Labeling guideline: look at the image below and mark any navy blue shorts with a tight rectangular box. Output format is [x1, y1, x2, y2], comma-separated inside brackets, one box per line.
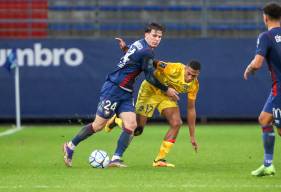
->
[262, 91, 281, 128]
[96, 81, 134, 119]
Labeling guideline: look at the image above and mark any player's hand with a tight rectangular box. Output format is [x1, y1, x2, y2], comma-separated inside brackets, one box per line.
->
[243, 67, 251, 80]
[190, 137, 198, 152]
[243, 65, 255, 80]
[166, 87, 179, 101]
[115, 37, 127, 50]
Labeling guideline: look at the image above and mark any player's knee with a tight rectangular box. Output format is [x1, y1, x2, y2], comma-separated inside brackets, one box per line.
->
[134, 126, 144, 136]
[170, 119, 182, 129]
[92, 121, 104, 132]
[258, 115, 270, 126]
[258, 116, 264, 125]
[123, 121, 137, 131]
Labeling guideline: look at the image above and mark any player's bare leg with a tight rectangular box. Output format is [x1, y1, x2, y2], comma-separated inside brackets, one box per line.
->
[133, 114, 148, 136]
[252, 111, 276, 176]
[153, 107, 182, 167]
[163, 107, 182, 141]
[109, 112, 137, 168]
[63, 115, 108, 167]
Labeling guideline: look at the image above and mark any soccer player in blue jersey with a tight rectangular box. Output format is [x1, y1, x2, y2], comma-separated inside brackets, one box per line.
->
[106, 38, 200, 168]
[63, 23, 179, 167]
[244, 2, 281, 177]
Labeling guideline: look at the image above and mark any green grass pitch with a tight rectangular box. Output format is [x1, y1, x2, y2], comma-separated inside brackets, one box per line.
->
[0, 124, 281, 192]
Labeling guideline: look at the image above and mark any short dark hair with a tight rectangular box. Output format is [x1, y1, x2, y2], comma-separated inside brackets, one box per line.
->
[145, 22, 165, 33]
[188, 60, 201, 71]
[263, 2, 281, 20]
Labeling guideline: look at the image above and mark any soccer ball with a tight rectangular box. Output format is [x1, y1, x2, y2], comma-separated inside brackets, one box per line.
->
[89, 149, 110, 168]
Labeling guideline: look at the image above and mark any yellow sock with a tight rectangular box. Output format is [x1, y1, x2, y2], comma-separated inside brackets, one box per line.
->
[155, 140, 174, 161]
[115, 117, 123, 128]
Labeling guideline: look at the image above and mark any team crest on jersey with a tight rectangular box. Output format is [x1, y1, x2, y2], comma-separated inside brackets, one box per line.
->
[159, 62, 167, 68]
[182, 84, 189, 91]
[275, 35, 281, 43]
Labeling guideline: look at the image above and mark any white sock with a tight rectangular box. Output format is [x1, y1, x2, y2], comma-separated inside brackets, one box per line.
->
[111, 155, 121, 161]
[67, 141, 76, 150]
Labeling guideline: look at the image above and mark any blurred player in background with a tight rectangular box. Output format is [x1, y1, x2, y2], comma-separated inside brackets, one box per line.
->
[244, 2, 281, 177]
[106, 38, 200, 167]
[63, 22, 179, 167]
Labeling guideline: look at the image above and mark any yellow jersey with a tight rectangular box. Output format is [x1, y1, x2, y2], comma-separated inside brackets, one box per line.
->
[154, 62, 199, 100]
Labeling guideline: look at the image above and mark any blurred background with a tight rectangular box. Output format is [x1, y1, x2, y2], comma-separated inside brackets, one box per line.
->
[0, 0, 276, 38]
[0, 0, 280, 124]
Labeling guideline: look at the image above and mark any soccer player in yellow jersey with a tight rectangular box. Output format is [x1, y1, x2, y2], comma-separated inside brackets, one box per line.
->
[137, 60, 200, 167]
[106, 38, 200, 167]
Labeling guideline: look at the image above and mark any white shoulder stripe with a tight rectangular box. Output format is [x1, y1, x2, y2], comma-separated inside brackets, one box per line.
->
[133, 41, 143, 50]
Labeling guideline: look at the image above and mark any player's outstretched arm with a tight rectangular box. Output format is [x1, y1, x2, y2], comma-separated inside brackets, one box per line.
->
[187, 98, 198, 152]
[243, 55, 264, 80]
[115, 37, 129, 53]
[142, 57, 179, 101]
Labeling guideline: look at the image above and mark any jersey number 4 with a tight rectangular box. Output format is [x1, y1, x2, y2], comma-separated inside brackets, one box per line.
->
[118, 47, 137, 68]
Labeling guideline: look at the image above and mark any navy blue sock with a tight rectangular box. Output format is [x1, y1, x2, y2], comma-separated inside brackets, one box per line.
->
[262, 125, 275, 167]
[71, 123, 95, 146]
[114, 128, 133, 157]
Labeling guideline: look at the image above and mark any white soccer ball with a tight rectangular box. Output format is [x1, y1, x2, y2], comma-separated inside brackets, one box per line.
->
[89, 149, 110, 168]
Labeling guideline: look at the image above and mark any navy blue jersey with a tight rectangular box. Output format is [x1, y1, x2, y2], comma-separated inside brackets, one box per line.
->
[256, 27, 281, 96]
[106, 39, 155, 92]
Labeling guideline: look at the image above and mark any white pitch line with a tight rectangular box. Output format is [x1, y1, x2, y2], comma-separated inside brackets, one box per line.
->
[0, 127, 23, 137]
